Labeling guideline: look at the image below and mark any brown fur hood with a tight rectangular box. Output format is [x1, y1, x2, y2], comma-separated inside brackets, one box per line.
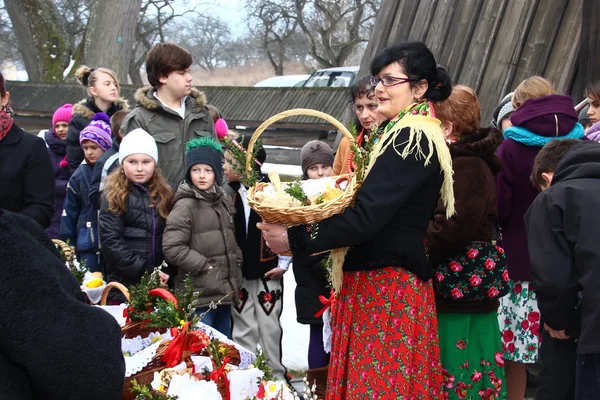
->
[449, 127, 503, 175]
[72, 97, 130, 120]
[134, 86, 207, 111]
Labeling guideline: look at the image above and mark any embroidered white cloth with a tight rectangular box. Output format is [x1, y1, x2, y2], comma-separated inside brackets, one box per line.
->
[228, 368, 264, 400]
[124, 340, 163, 377]
[195, 322, 256, 369]
[323, 308, 332, 354]
[166, 374, 222, 400]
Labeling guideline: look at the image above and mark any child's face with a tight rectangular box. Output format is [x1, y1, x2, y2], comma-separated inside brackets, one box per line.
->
[500, 116, 513, 132]
[81, 140, 104, 165]
[224, 151, 242, 183]
[190, 163, 216, 191]
[159, 68, 193, 100]
[123, 154, 156, 184]
[54, 121, 69, 140]
[588, 98, 599, 125]
[539, 172, 554, 191]
[89, 72, 119, 104]
[306, 163, 333, 179]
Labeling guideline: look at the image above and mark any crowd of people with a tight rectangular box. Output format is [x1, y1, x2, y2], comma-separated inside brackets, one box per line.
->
[1, 39, 599, 400]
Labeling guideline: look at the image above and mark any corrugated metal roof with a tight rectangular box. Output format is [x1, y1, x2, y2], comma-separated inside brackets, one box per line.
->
[6, 81, 351, 127]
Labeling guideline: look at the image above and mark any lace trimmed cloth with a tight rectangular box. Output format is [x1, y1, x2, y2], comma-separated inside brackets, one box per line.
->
[123, 330, 173, 377]
[195, 322, 256, 369]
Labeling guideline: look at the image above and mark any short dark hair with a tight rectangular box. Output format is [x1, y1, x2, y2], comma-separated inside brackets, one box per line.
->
[145, 43, 193, 88]
[585, 80, 600, 103]
[370, 41, 452, 102]
[350, 75, 375, 104]
[110, 110, 129, 144]
[531, 139, 580, 188]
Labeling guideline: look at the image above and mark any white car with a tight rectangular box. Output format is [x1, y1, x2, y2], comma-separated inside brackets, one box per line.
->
[301, 66, 360, 88]
[253, 75, 311, 87]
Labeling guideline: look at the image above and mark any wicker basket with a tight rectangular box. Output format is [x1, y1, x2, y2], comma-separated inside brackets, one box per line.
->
[52, 239, 74, 268]
[246, 108, 360, 226]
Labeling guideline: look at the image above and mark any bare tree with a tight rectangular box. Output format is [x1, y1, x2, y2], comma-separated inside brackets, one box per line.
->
[3, 0, 71, 82]
[293, 0, 379, 68]
[174, 14, 231, 72]
[245, 0, 299, 75]
[84, 0, 143, 83]
[0, 3, 20, 67]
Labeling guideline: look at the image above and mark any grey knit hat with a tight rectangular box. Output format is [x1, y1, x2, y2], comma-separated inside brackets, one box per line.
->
[496, 96, 514, 127]
[301, 140, 334, 176]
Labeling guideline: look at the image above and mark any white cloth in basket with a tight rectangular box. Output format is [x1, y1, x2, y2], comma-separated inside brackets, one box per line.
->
[195, 322, 256, 369]
[167, 374, 222, 400]
[95, 304, 127, 326]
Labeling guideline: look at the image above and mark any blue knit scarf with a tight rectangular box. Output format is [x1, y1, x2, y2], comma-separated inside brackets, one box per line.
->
[503, 123, 585, 147]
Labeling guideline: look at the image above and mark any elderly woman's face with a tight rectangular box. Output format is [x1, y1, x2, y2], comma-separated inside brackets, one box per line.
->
[374, 63, 427, 120]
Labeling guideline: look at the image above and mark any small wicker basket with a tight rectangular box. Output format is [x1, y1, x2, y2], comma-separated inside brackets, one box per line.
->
[246, 108, 361, 226]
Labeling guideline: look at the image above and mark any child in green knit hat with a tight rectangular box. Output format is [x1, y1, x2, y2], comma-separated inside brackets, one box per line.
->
[162, 137, 243, 337]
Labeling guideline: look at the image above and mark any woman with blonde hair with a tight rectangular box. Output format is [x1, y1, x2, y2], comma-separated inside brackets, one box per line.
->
[430, 85, 506, 399]
[497, 75, 584, 399]
[66, 66, 129, 171]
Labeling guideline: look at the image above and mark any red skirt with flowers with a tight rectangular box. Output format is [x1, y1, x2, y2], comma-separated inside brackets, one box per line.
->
[326, 267, 444, 400]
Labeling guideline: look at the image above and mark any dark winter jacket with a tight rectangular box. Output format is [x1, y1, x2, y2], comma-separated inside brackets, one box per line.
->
[0, 209, 124, 400]
[497, 95, 580, 281]
[288, 126, 443, 281]
[66, 98, 128, 171]
[61, 162, 99, 252]
[525, 140, 600, 354]
[293, 253, 330, 324]
[426, 128, 503, 313]
[99, 183, 168, 287]
[0, 123, 54, 228]
[227, 179, 279, 280]
[42, 130, 71, 239]
[163, 182, 243, 307]
[121, 87, 217, 185]
[89, 141, 120, 210]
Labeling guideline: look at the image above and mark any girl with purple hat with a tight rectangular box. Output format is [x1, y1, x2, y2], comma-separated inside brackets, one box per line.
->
[61, 112, 112, 274]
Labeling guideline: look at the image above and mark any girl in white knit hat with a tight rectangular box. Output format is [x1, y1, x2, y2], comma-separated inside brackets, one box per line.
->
[99, 128, 174, 297]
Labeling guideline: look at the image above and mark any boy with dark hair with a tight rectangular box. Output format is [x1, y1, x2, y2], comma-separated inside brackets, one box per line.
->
[122, 42, 217, 185]
[89, 110, 128, 209]
[525, 139, 600, 399]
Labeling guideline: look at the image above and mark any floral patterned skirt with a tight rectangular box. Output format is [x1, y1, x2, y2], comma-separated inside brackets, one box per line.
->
[438, 312, 506, 399]
[326, 267, 444, 400]
[497, 280, 541, 363]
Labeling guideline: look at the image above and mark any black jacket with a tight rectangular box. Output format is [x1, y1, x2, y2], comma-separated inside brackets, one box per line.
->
[0, 123, 54, 228]
[66, 98, 128, 171]
[289, 127, 443, 281]
[0, 209, 124, 400]
[89, 141, 120, 210]
[99, 183, 168, 287]
[293, 253, 330, 324]
[227, 179, 278, 280]
[525, 140, 600, 354]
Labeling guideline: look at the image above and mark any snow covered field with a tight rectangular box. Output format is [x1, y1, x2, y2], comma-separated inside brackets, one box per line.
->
[281, 263, 310, 372]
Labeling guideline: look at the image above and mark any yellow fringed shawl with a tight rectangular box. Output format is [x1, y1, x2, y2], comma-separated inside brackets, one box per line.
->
[330, 113, 456, 292]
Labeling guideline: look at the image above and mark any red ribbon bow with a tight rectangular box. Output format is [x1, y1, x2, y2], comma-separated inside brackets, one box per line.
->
[162, 322, 191, 367]
[314, 289, 336, 318]
[210, 356, 231, 400]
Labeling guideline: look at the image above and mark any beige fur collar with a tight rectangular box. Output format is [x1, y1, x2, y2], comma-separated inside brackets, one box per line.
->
[72, 97, 130, 119]
[134, 86, 207, 111]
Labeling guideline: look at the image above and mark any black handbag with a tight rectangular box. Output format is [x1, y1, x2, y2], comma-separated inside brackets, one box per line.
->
[433, 224, 509, 301]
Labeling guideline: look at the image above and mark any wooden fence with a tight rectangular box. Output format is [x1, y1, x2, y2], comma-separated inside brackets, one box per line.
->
[361, 0, 599, 122]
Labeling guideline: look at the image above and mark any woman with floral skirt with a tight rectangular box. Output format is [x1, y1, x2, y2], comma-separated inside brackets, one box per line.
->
[259, 41, 455, 399]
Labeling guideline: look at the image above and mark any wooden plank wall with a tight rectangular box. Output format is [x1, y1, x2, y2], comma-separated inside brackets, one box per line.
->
[360, 0, 591, 123]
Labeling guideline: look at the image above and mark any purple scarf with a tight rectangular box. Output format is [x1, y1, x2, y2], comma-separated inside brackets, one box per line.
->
[585, 121, 600, 141]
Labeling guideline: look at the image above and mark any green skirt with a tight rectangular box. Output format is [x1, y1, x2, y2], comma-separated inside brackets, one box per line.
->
[438, 311, 506, 399]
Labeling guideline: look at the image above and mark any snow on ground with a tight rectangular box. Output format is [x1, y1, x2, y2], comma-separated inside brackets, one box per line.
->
[281, 263, 310, 372]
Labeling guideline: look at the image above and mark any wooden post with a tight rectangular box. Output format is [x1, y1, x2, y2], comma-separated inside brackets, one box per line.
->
[573, 0, 600, 100]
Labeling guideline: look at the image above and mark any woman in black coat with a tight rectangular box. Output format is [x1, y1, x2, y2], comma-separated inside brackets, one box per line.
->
[0, 208, 125, 399]
[0, 72, 54, 228]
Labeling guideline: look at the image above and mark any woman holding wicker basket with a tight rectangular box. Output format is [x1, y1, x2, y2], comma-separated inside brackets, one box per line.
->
[259, 41, 455, 398]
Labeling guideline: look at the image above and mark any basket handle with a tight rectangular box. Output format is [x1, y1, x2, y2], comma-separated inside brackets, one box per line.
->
[100, 281, 131, 305]
[52, 239, 73, 264]
[245, 108, 356, 179]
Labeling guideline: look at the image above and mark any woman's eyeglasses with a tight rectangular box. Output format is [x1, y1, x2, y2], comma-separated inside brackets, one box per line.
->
[370, 76, 418, 88]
